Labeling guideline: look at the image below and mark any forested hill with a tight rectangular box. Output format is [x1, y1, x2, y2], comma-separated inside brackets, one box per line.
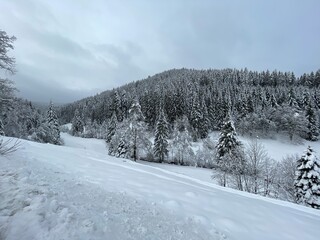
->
[58, 68, 320, 141]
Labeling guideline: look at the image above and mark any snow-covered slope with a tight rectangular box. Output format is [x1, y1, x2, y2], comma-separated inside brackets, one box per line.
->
[1, 133, 320, 240]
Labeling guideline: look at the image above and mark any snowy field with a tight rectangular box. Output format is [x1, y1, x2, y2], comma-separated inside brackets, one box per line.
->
[1, 133, 320, 240]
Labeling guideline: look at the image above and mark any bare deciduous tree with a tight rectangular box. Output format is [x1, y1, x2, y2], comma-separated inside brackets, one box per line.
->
[275, 154, 299, 202]
[245, 140, 269, 194]
[0, 30, 19, 155]
[0, 30, 16, 74]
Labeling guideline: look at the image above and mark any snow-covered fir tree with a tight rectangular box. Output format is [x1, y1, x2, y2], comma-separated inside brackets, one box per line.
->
[305, 101, 319, 141]
[215, 114, 243, 186]
[216, 115, 242, 163]
[31, 102, 61, 145]
[106, 111, 117, 143]
[154, 108, 169, 163]
[294, 146, 320, 209]
[46, 102, 61, 145]
[108, 98, 151, 161]
[71, 109, 84, 136]
[199, 97, 209, 139]
[171, 116, 194, 165]
[116, 136, 128, 158]
[127, 98, 148, 161]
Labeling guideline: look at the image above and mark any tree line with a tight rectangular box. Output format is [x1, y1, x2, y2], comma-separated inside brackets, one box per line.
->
[60, 67, 320, 143]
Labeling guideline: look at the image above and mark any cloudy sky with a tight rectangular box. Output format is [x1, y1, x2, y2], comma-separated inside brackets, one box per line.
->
[1, 0, 319, 103]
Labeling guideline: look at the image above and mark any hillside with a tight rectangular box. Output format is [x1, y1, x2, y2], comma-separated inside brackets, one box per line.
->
[1, 134, 320, 240]
[58, 67, 320, 162]
[59, 68, 320, 136]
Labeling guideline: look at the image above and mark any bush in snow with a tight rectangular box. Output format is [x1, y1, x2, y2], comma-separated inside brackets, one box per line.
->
[0, 137, 21, 155]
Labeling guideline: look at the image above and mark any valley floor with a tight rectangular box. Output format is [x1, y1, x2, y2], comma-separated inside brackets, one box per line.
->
[1, 133, 320, 240]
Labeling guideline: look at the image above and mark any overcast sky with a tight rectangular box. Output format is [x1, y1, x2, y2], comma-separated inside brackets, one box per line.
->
[1, 0, 320, 103]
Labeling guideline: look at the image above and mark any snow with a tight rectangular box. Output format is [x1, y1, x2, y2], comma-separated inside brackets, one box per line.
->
[1, 133, 320, 240]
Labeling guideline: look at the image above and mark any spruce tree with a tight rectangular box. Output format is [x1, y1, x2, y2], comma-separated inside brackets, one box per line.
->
[215, 113, 245, 187]
[189, 96, 209, 141]
[46, 102, 61, 145]
[116, 136, 128, 158]
[128, 98, 147, 161]
[270, 94, 278, 108]
[106, 111, 117, 143]
[154, 109, 169, 163]
[199, 97, 209, 139]
[305, 101, 319, 141]
[172, 116, 193, 165]
[71, 109, 84, 136]
[189, 95, 203, 140]
[294, 147, 320, 209]
[216, 115, 242, 162]
[288, 88, 298, 108]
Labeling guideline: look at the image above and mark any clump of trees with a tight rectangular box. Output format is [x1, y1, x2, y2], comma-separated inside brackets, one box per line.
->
[214, 121, 320, 209]
[108, 99, 151, 161]
[31, 102, 62, 145]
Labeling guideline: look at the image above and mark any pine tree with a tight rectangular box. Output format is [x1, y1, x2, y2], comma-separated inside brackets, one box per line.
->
[288, 88, 298, 108]
[216, 114, 244, 186]
[171, 116, 193, 165]
[199, 97, 209, 139]
[71, 109, 84, 136]
[270, 94, 278, 108]
[154, 109, 169, 163]
[305, 101, 319, 141]
[46, 102, 61, 145]
[106, 111, 117, 143]
[189, 95, 203, 140]
[294, 147, 320, 209]
[128, 98, 147, 161]
[116, 136, 128, 158]
[216, 115, 242, 162]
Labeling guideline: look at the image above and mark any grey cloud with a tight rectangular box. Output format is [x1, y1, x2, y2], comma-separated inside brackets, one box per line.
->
[14, 74, 97, 104]
[1, 0, 320, 103]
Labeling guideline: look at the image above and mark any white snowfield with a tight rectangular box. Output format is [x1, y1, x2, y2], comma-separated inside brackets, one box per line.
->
[1, 133, 320, 240]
